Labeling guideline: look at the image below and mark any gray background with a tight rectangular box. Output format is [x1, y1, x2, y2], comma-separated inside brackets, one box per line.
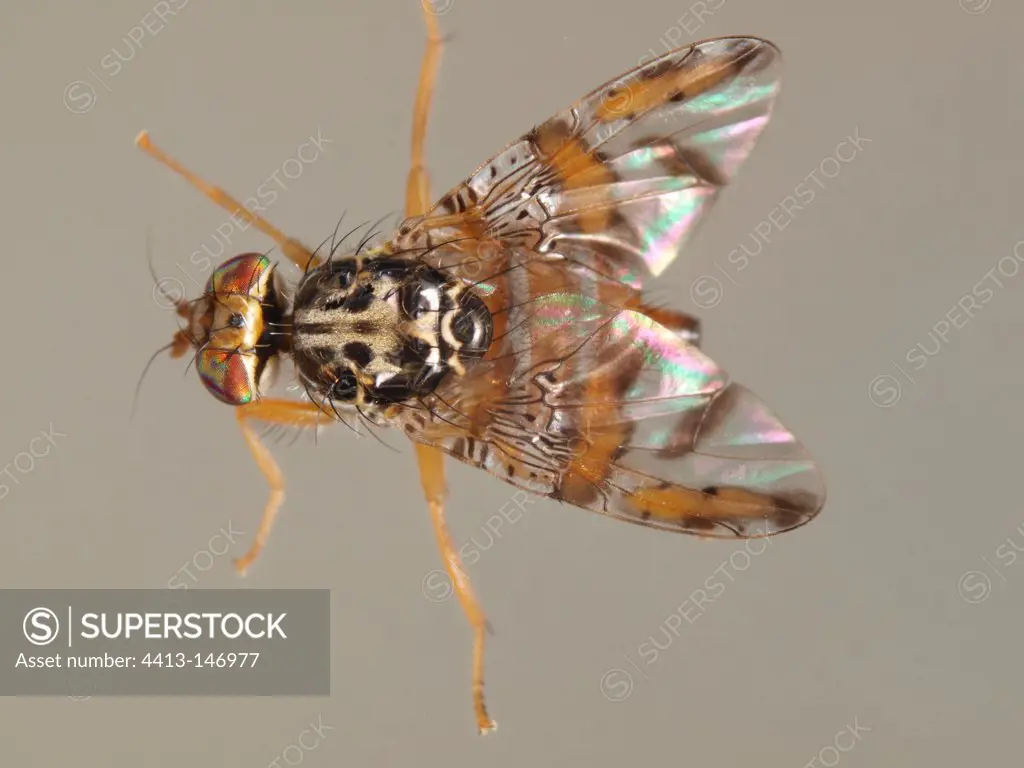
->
[1, 0, 1020, 764]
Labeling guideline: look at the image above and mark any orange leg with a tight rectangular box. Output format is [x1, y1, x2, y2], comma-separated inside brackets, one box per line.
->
[416, 443, 496, 735]
[232, 400, 326, 575]
[135, 131, 319, 271]
[404, 7, 495, 735]
[405, 1, 444, 218]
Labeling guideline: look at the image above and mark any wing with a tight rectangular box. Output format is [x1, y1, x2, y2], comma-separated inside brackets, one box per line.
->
[388, 36, 782, 290]
[393, 289, 825, 539]
[380, 36, 820, 536]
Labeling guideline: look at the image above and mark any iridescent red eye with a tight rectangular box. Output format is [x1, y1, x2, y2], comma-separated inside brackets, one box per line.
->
[196, 349, 257, 405]
[206, 253, 273, 299]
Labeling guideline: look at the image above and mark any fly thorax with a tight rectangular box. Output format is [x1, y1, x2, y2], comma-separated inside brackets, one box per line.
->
[291, 256, 493, 409]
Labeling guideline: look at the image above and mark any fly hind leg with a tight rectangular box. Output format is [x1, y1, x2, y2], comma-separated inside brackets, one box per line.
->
[416, 443, 496, 735]
[405, 8, 495, 734]
[405, 1, 445, 218]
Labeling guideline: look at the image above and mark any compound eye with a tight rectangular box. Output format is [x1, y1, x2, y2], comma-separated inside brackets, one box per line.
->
[207, 253, 273, 298]
[197, 349, 257, 405]
[331, 370, 359, 401]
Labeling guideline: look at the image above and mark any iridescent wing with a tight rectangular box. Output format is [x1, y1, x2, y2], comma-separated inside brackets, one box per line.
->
[382, 36, 822, 536]
[389, 36, 781, 290]
[392, 258, 825, 538]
